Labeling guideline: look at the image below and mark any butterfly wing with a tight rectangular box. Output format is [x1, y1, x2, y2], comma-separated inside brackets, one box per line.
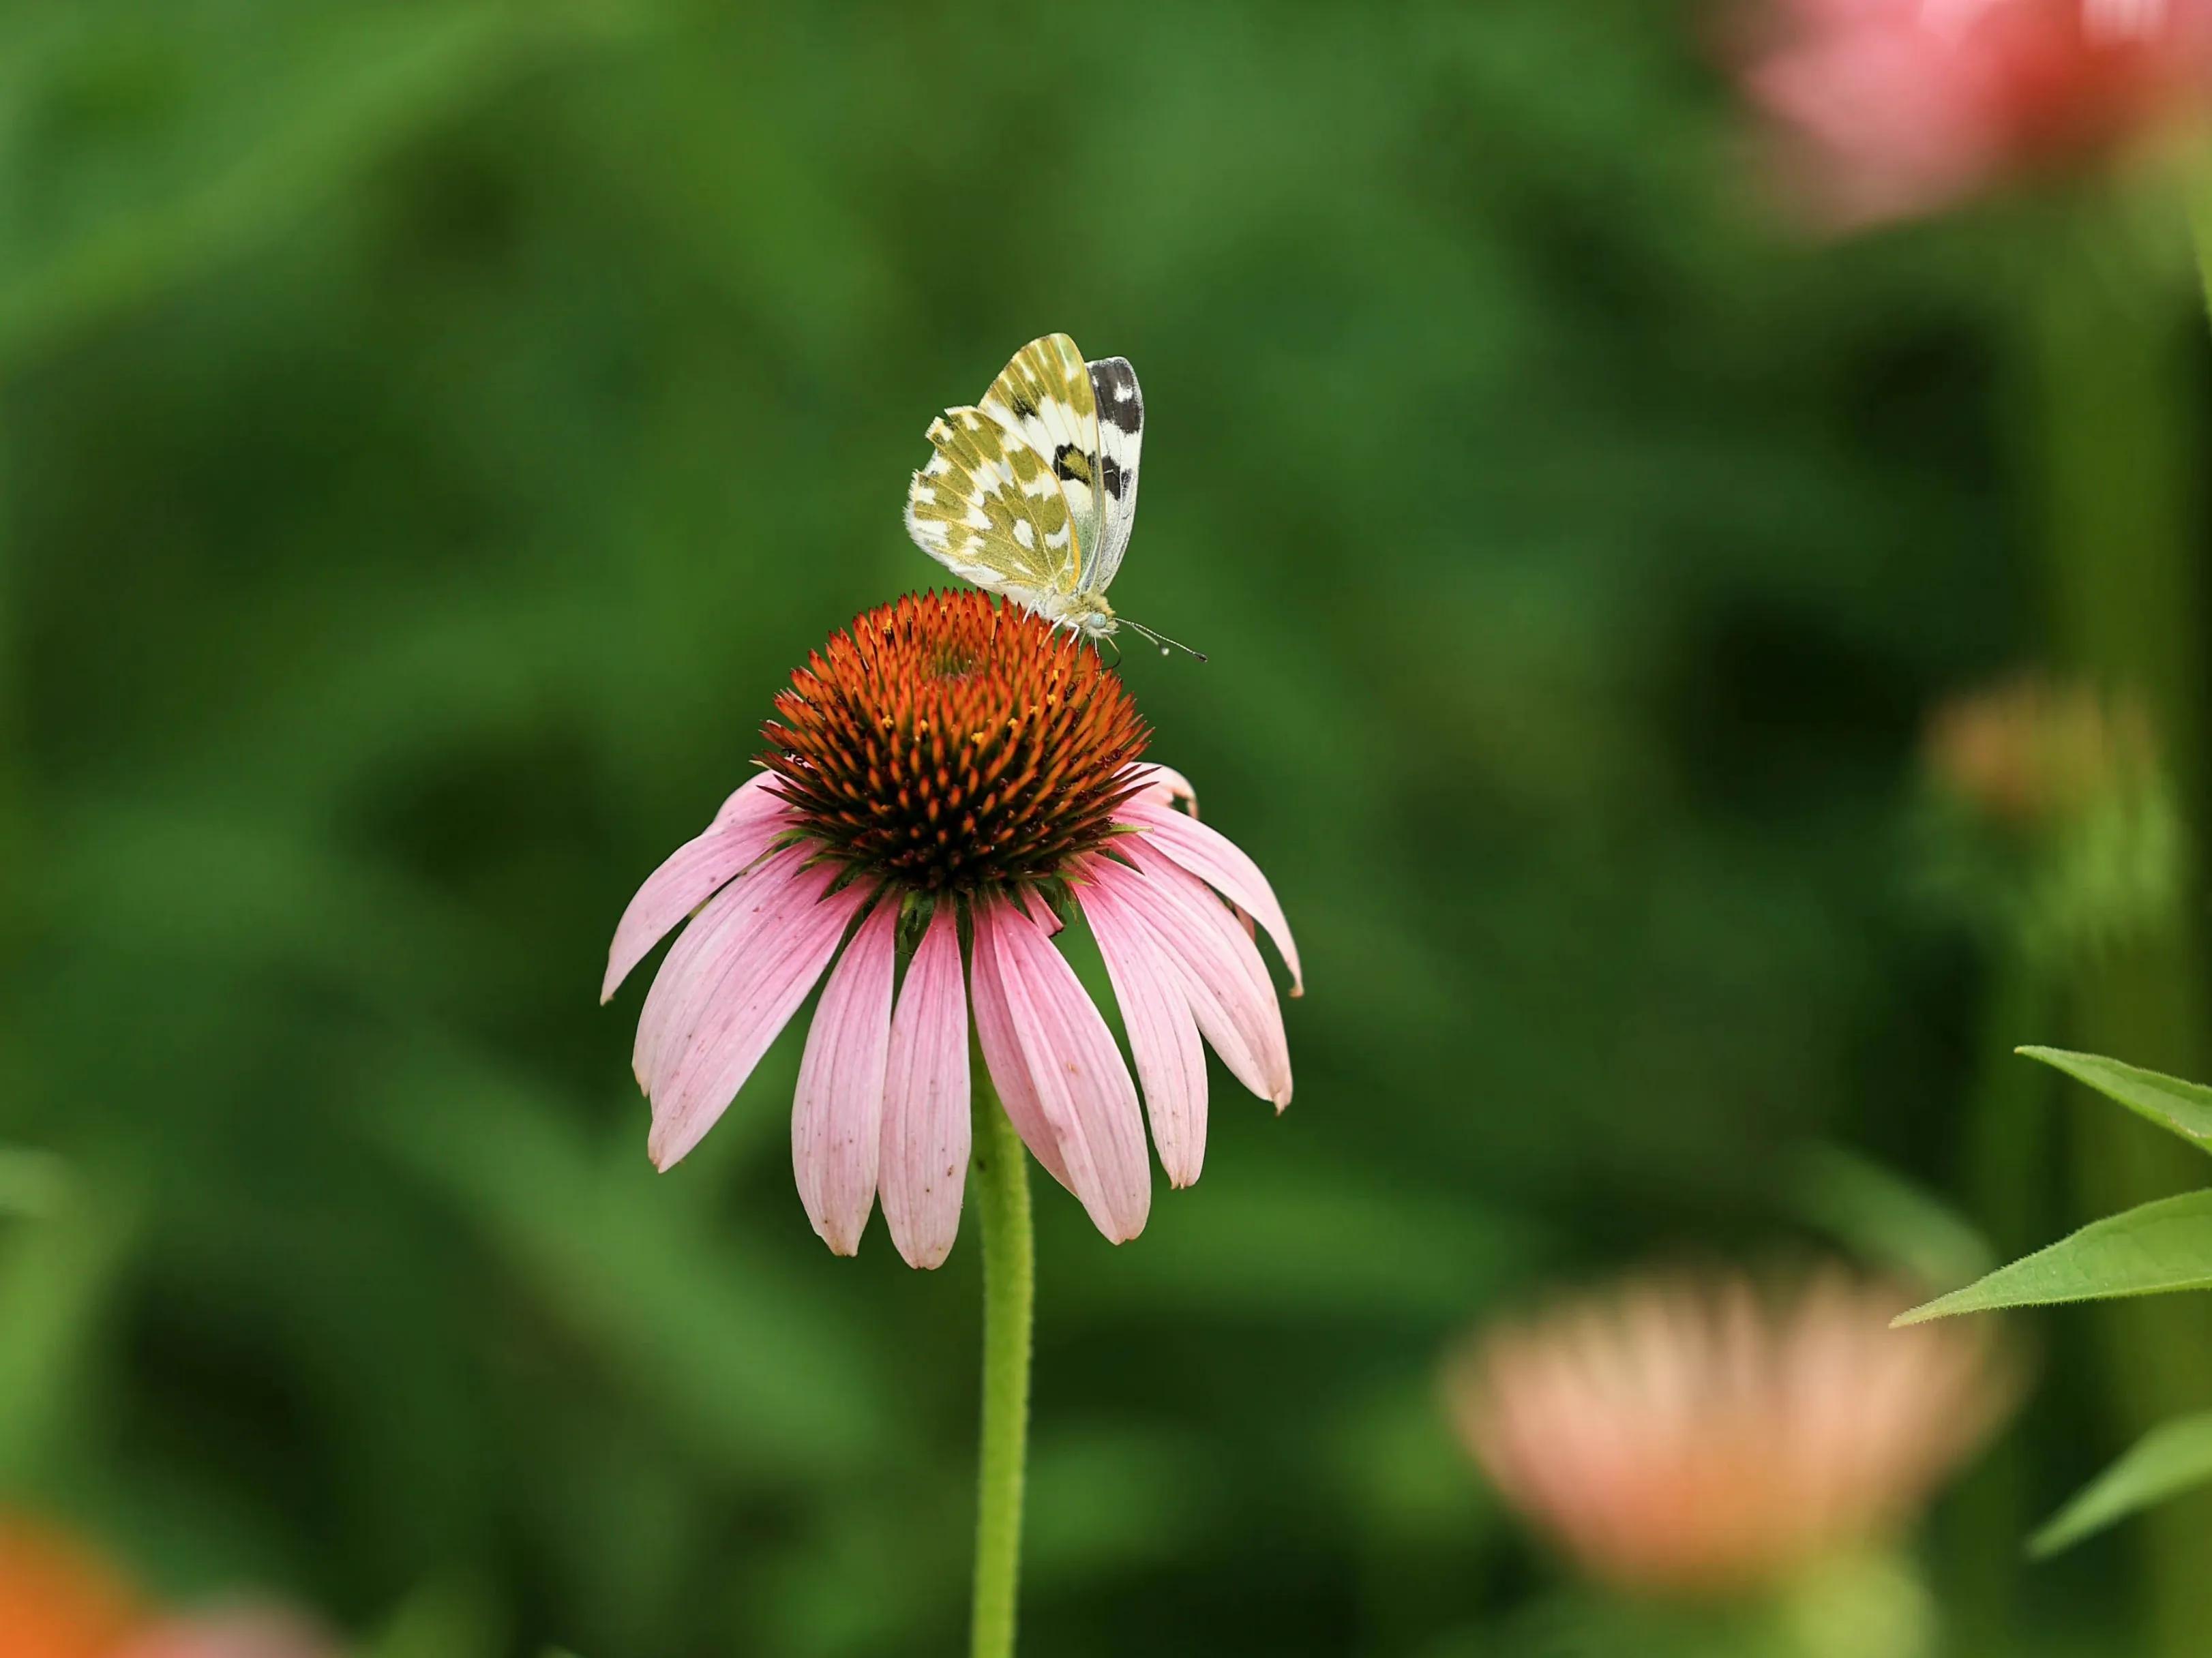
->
[905, 335, 1102, 606]
[1081, 355, 1143, 595]
[978, 333, 1105, 589]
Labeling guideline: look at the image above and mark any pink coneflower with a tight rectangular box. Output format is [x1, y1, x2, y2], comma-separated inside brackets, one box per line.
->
[1446, 1269, 2017, 1598]
[601, 590, 1300, 1269]
[1744, 0, 2212, 227]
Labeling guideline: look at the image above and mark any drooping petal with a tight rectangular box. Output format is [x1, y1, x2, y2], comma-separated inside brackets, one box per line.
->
[633, 842, 813, 1091]
[647, 874, 869, 1171]
[792, 900, 897, 1255]
[878, 903, 970, 1269]
[1084, 853, 1272, 1102]
[1016, 883, 1065, 937]
[973, 893, 1150, 1244]
[1118, 798, 1302, 995]
[1121, 762, 1198, 813]
[968, 924, 1073, 1193]
[1079, 873, 1208, 1188]
[602, 773, 791, 1001]
[1092, 844, 1293, 1109]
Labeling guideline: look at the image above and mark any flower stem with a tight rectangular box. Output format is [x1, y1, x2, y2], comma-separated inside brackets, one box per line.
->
[2192, 181, 2212, 332]
[969, 1076, 1034, 1658]
[1945, 949, 2052, 1653]
[2019, 226, 2212, 1658]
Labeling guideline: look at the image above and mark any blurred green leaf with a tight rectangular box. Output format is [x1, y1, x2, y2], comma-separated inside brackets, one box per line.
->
[0, 0, 639, 367]
[2031, 1411, 2212, 1556]
[1054, 1164, 1547, 1321]
[368, 1050, 891, 1478]
[1896, 1191, 2212, 1324]
[363, 1577, 508, 1658]
[0, 1147, 70, 1218]
[2018, 1045, 2212, 1155]
[0, 1186, 134, 1477]
[1023, 1427, 1223, 1586]
[1788, 1142, 1997, 1292]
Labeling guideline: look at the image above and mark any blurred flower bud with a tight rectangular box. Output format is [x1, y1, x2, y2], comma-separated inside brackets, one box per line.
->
[1919, 675, 2184, 956]
[1444, 1269, 2017, 1612]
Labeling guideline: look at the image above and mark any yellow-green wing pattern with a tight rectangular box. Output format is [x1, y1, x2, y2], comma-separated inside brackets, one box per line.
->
[904, 335, 1102, 606]
[978, 333, 1103, 584]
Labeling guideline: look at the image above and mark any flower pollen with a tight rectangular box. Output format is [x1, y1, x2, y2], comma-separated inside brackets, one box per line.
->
[761, 590, 1150, 894]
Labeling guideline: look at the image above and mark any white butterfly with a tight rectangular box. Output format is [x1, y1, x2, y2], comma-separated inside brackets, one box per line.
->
[904, 333, 1196, 656]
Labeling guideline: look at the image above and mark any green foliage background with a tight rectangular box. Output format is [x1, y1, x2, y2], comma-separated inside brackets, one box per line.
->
[0, 1, 2200, 1654]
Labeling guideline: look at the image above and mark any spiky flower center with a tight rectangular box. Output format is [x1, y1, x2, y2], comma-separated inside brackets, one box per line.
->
[761, 591, 1150, 894]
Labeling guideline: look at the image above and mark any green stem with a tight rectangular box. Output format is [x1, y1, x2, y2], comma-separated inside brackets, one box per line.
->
[2020, 225, 2212, 1658]
[2192, 183, 2212, 333]
[1962, 951, 2055, 1262]
[1945, 952, 2052, 1656]
[969, 1076, 1034, 1658]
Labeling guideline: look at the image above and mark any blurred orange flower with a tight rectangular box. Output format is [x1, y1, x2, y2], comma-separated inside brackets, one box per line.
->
[0, 1519, 143, 1658]
[0, 1516, 335, 1658]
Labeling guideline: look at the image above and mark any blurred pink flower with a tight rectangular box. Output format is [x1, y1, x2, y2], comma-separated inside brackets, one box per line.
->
[602, 591, 1300, 1268]
[115, 1611, 338, 1658]
[1744, 0, 2212, 226]
[1446, 1269, 2018, 1597]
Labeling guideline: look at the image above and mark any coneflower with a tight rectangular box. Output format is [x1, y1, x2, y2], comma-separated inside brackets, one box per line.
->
[601, 589, 1301, 1269]
[1446, 1269, 2017, 1601]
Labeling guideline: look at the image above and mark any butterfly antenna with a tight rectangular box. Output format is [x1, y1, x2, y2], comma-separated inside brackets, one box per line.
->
[1120, 618, 1208, 663]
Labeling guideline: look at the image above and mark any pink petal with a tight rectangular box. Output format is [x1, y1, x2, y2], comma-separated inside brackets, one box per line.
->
[633, 842, 813, 1090]
[602, 773, 791, 1001]
[1016, 883, 1065, 937]
[1079, 874, 1208, 1188]
[646, 873, 869, 1171]
[968, 924, 1074, 1193]
[1118, 798, 1303, 996]
[1090, 845, 1293, 1109]
[972, 893, 1150, 1244]
[878, 903, 971, 1269]
[792, 900, 897, 1255]
[1122, 762, 1197, 813]
[1748, 34, 2004, 226]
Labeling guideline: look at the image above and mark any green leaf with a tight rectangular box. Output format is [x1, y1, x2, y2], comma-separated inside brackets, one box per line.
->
[1894, 1190, 2212, 1324]
[0, 1149, 70, 1219]
[0, 2, 636, 370]
[2031, 1411, 2212, 1556]
[1786, 1142, 1996, 1292]
[2018, 1046, 2212, 1154]
[368, 1047, 893, 1478]
[0, 1188, 136, 1478]
[361, 1578, 507, 1658]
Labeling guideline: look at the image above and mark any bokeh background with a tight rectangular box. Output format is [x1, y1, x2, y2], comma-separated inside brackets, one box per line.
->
[6, 2, 2212, 1655]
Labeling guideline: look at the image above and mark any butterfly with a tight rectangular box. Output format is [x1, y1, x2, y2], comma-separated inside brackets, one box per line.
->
[903, 333, 1199, 657]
